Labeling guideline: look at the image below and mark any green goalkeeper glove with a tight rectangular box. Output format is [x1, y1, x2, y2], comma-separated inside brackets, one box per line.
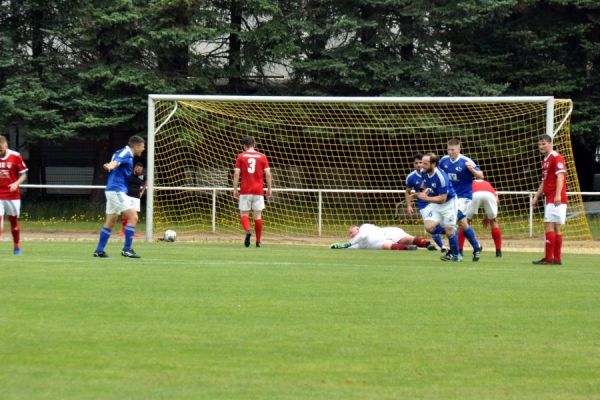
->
[330, 242, 351, 249]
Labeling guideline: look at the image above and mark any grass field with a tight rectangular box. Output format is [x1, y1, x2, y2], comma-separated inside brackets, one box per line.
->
[1, 241, 600, 399]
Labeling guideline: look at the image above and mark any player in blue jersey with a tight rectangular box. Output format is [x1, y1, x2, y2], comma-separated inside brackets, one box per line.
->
[415, 153, 462, 262]
[405, 153, 445, 252]
[93, 135, 146, 258]
[439, 139, 483, 261]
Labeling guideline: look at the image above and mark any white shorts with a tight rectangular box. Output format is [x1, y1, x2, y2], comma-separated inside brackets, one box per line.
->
[430, 198, 458, 228]
[238, 194, 265, 211]
[105, 191, 134, 215]
[380, 227, 411, 243]
[466, 191, 497, 219]
[456, 197, 471, 219]
[456, 197, 470, 214]
[544, 203, 567, 225]
[419, 204, 435, 221]
[128, 196, 141, 212]
[0, 199, 21, 217]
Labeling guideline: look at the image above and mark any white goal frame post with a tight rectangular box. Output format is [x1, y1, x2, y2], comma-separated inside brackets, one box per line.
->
[145, 95, 586, 242]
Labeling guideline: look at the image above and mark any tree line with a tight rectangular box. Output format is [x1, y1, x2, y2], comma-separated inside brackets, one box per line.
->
[0, 0, 598, 188]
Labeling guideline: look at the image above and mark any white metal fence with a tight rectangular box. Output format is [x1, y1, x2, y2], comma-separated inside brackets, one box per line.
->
[21, 184, 600, 240]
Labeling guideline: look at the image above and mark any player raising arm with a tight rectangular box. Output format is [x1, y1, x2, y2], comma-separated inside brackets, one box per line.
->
[531, 134, 567, 265]
[232, 136, 272, 248]
[0, 134, 28, 255]
[439, 138, 483, 261]
[330, 223, 432, 250]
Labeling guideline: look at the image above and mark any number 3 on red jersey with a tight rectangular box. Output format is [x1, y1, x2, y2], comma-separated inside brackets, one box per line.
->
[247, 158, 256, 173]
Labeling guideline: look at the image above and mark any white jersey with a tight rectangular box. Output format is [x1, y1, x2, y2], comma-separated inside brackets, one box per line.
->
[349, 224, 410, 249]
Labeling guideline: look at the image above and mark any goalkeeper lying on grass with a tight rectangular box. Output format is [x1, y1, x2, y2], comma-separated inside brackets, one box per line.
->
[331, 223, 436, 250]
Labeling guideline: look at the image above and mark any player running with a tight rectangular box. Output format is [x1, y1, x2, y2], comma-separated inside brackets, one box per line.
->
[232, 136, 272, 248]
[465, 179, 503, 257]
[93, 135, 145, 258]
[416, 153, 462, 262]
[531, 134, 568, 265]
[330, 223, 432, 250]
[405, 153, 446, 252]
[0, 134, 28, 255]
[439, 138, 483, 261]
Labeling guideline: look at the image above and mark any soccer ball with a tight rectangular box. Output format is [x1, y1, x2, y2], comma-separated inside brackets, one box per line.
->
[163, 229, 177, 242]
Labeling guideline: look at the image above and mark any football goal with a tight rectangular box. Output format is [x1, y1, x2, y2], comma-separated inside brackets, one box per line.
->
[146, 95, 591, 242]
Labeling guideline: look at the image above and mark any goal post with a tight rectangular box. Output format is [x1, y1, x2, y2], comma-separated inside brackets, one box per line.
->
[146, 95, 591, 242]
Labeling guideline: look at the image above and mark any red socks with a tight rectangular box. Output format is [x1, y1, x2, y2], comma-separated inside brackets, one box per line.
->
[9, 216, 20, 249]
[458, 229, 465, 252]
[545, 231, 556, 261]
[241, 216, 264, 244]
[391, 243, 409, 250]
[491, 227, 502, 251]
[254, 219, 263, 244]
[554, 234, 562, 263]
[240, 215, 250, 232]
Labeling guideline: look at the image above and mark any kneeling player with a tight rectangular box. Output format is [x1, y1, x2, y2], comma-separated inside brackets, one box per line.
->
[330, 223, 432, 250]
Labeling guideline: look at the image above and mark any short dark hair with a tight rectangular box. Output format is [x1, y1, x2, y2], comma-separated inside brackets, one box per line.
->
[424, 152, 439, 166]
[538, 134, 552, 143]
[413, 153, 423, 161]
[129, 135, 145, 147]
[242, 136, 256, 148]
[447, 138, 461, 146]
[134, 162, 144, 168]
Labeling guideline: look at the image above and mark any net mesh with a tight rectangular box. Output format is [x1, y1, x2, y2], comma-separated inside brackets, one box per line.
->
[150, 98, 591, 241]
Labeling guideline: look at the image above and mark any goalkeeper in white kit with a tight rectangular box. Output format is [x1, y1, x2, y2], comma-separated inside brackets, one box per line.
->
[331, 223, 433, 250]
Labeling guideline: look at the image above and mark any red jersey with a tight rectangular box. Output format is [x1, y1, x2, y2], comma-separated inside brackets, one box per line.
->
[234, 150, 270, 195]
[0, 149, 28, 200]
[472, 179, 496, 195]
[541, 150, 567, 204]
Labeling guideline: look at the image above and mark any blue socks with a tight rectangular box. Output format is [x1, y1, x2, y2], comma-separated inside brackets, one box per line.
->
[463, 227, 481, 251]
[432, 225, 446, 249]
[123, 225, 136, 251]
[96, 227, 111, 253]
[448, 232, 460, 256]
[432, 234, 444, 249]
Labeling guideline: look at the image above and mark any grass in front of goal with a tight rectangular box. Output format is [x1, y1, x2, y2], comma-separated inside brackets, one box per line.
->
[1, 241, 600, 400]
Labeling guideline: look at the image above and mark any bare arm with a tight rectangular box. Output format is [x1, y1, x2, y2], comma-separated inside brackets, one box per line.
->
[8, 172, 27, 192]
[416, 191, 448, 204]
[232, 169, 241, 199]
[531, 182, 544, 207]
[264, 168, 272, 199]
[103, 160, 119, 171]
[465, 161, 484, 179]
[554, 172, 565, 206]
[405, 188, 415, 215]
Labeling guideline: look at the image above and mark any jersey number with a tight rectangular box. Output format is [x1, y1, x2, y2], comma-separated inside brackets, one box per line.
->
[247, 158, 256, 174]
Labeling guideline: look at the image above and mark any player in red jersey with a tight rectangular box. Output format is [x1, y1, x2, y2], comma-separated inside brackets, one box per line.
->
[0, 135, 28, 255]
[465, 179, 503, 257]
[531, 134, 567, 265]
[232, 136, 272, 247]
